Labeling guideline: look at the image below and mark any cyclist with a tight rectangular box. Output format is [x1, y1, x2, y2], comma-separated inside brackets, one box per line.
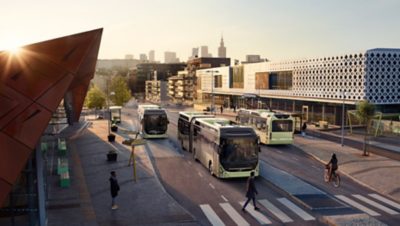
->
[326, 153, 338, 182]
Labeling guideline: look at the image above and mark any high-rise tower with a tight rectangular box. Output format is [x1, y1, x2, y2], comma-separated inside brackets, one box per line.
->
[218, 36, 226, 58]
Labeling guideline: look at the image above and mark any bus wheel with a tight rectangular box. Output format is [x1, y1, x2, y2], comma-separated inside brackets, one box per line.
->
[208, 161, 213, 175]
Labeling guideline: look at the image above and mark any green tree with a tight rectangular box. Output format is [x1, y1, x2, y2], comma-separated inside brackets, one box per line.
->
[355, 100, 376, 156]
[85, 85, 106, 118]
[110, 75, 131, 106]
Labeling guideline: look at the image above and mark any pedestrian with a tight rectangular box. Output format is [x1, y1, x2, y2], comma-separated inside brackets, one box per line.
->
[233, 105, 236, 113]
[242, 171, 260, 212]
[109, 171, 120, 210]
[301, 122, 307, 137]
[220, 105, 224, 114]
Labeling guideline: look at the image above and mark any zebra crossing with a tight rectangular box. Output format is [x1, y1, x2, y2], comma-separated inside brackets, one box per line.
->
[199, 193, 400, 225]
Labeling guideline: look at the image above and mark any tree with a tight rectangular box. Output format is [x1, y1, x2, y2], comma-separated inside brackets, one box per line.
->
[355, 100, 376, 156]
[110, 75, 131, 106]
[85, 85, 106, 118]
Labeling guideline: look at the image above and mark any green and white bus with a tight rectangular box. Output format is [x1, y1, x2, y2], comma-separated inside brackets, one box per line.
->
[236, 109, 294, 145]
[191, 118, 260, 178]
[177, 112, 214, 152]
[137, 104, 169, 138]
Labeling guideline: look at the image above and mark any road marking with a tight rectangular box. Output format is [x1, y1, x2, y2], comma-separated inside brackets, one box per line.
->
[199, 204, 225, 226]
[291, 157, 299, 161]
[220, 203, 249, 226]
[239, 201, 272, 225]
[209, 183, 215, 189]
[369, 193, 400, 210]
[277, 198, 315, 221]
[198, 172, 203, 177]
[259, 199, 293, 223]
[187, 161, 192, 165]
[221, 195, 228, 202]
[353, 194, 399, 215]
[335, 195, 380, 216]
[276, 150, 283, 154]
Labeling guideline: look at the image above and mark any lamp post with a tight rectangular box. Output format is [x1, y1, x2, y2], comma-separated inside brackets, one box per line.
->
[338, 89, 347, 146]
[206, 70, 219, 113]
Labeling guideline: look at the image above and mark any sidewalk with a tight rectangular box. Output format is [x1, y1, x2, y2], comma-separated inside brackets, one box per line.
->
[47, 120, 196, 226]
[294, 134, 400, 203]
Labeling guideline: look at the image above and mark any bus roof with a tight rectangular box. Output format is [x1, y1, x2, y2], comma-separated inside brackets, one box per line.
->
[138, 104, 160, 109]
[109, 106, 122, 110]
[178, 111, 214, 120]
[195, 117, 241, 129]
[195, 117, 256, 137]
[239, 109, 292, 119]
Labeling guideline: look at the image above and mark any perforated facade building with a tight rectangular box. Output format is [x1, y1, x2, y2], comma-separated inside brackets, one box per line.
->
[197, 48, 400, 125]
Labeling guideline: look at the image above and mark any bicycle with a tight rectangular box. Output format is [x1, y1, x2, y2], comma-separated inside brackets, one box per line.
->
[324, 165, 340, 187]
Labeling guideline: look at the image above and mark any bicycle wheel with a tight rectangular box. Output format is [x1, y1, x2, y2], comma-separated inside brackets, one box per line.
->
[333, 173, 340, 187]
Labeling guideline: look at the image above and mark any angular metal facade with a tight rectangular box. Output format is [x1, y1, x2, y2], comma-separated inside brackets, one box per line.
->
[0, 28, 103, 206]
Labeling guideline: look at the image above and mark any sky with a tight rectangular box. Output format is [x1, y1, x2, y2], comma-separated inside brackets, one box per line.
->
[1, 0, 400, 62]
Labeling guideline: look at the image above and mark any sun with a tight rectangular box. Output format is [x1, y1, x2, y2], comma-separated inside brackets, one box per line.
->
[1, 39, 25, 55]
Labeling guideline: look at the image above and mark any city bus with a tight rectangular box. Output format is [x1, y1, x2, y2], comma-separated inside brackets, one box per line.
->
[177, 112, 214, 152]
[236, 109, 294, 145]
[191, 117, 260, 178]
[137, 104, 169, 138]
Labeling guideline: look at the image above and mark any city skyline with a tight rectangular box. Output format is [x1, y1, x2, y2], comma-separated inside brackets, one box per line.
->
[1, 0, 400, 62]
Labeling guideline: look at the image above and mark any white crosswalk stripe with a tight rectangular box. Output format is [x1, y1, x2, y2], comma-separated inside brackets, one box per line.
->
[200, 204, 225, 226]
[219, 203, 249, 226]
[369, 193, 400, 210]
[258, 199, 293, 223]
[239, 201, 272, 225]
[336, 195, 380, 216]
[277, 198, 315, 221]
[352, 194, 399, 215]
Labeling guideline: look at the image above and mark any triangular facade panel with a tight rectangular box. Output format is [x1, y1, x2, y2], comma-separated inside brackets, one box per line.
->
[0, 28, 103, 206]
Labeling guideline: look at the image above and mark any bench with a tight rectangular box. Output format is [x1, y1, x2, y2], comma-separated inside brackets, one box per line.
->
[318, 121, 329, 129]
[41, 142, 48, 153]
[57, 158, 69, 175]
[60, 171, 70, 188]
[58, 138, 67, 156]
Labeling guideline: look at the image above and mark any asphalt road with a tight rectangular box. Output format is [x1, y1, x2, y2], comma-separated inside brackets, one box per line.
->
[120, 101, 400, 226]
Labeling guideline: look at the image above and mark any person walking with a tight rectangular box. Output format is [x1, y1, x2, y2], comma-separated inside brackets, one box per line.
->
[301, 122, 307, 137]
[242, 171, 260, 212]
[220, 105, 224, 114]
[109, 171, 120, 210]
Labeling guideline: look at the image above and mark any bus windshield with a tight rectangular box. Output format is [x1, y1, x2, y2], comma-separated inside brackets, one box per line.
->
[272, 120, 293, 132]
[144, 114, 168, 135]
[220, 137, 258, 170]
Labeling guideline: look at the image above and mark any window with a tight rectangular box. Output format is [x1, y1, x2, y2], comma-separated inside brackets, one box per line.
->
[214, 75, 222, 88]
[230, 66, 244, 88]
[268, 71, 292, 90]
[255, 72, 268, 90]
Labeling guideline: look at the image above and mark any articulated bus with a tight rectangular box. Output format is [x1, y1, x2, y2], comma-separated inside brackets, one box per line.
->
[177, 112, 214, 152]
[191, 118, 260, 178]
[236, 109, 294, 145]
[137, 104, 169, 138]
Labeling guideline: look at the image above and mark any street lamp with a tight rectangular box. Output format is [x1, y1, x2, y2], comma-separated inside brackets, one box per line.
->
[206, 70, 219, 113]
[337, 89, 347, 146]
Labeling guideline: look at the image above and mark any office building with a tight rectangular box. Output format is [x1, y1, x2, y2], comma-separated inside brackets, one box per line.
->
[149, 50, 155, 62]
[140, 53, 148, 61]
[164, 51, 179, 63]
[218, 36, 226, 58]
